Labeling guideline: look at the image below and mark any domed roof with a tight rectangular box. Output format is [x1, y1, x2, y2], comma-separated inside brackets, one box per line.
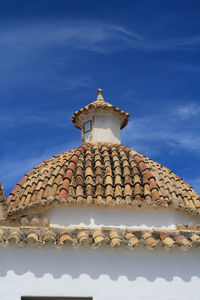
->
[6, 143, 200, 218]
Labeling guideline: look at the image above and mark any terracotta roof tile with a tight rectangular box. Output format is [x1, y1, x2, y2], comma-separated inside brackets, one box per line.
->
[5, 143, 200, 218]
[58, 232, 73, 246]
[0, 223, 200, 250]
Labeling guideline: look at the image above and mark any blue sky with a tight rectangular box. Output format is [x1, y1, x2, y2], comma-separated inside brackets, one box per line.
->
[0, 0, 200, 196]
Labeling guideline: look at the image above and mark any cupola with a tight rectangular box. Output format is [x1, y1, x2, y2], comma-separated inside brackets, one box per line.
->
[3, 87, 200, 230]
[72, 89, 129, 144]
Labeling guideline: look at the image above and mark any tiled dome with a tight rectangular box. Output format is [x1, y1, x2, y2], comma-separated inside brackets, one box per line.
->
[6, 143, 200, 218]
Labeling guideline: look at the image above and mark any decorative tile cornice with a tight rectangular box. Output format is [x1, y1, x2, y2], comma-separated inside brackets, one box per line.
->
[0, 223, 200, 251]
[72, 99, 129, 130]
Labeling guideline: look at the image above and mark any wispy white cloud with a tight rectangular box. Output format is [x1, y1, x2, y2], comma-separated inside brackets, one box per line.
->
[0, 21, 143, 58]
[122, 102, 200, 156]
[0, 20, 200, 57]
[0, 20, 200, 93]
[146, 35, 200, 51]
[173, 103, 200, 120]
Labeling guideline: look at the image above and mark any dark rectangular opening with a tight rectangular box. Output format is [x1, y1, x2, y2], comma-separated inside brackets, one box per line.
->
[83, 120, 92, 133]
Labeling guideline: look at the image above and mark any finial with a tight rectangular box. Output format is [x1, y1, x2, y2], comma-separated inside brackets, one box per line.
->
[96, 88, 104, 102]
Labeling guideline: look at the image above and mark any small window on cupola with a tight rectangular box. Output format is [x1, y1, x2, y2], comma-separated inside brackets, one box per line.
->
[83, 120, 92, 133]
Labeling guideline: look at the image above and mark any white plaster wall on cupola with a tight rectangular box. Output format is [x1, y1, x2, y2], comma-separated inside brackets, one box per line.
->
[82, 89, 121, 144]
[81, 112, 121, 144]
[79, 89, 125, 144]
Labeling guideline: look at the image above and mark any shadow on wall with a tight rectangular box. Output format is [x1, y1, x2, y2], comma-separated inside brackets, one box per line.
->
[0, 245, 199, 282]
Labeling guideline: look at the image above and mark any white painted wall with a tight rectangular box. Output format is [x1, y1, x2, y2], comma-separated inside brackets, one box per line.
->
[46, 206, 200, 229]
[1, 246, 200, 300]
[81, 114, 121, 144]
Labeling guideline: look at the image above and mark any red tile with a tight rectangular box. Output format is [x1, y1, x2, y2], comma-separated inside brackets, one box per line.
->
[58, 189, 67, 199]
[64, 169, 73, 181]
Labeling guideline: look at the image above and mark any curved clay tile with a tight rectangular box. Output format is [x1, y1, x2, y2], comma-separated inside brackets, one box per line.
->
[58, 231, 74, 246]
[0, 225, 200, 250]
[5, 143, 200, 218]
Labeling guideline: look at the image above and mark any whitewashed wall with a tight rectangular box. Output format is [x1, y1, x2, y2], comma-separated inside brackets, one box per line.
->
[0, 246, 200, 300]
[46, 207, 200, 229]
[81, 114, 121, 144]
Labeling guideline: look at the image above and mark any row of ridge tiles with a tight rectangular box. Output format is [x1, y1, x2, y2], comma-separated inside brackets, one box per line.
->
[6, 143, 200, 216]
[0, 226, 200, 250]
